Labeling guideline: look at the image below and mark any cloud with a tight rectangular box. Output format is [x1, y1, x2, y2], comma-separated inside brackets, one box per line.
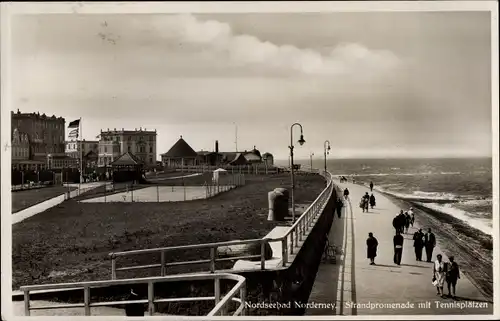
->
[151, 14, 400, 76]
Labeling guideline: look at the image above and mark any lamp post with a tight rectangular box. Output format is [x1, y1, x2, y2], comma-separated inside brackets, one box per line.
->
[309, 152, 314, 172]
[324, 140, 331, 175]
[289, 123, 305, 224]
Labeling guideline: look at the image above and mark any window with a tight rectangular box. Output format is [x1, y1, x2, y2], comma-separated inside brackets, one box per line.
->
[150, 157, 153, 164]
[104, 146, 107, 153]
[128, 146, 131, 153]
[149, 146, 153, 153]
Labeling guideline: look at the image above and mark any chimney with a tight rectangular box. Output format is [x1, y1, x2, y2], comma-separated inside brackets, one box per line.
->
[215, 140, 219, 154]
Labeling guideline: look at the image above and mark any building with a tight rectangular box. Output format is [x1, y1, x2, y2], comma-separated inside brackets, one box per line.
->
[11, 109, 65, 170]
[11, 128, 30, 162]
[66, 139, 99, 158]
[161, 136, 198, 167]
[66, 139, 99, 170]
[11, 109, 66, 161]
[262, 153, 274, 166]
[98, 127, 157, 169]
[47, 154, 78, 170]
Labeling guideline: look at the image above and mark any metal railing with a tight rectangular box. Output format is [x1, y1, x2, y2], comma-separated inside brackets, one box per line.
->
[109, 171, 333, 279]
[19, 273, 246, 316]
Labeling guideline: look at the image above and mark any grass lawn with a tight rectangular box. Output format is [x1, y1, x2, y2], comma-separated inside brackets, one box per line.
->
[12, 173, 327, 289]
[11, 186, 77, 214]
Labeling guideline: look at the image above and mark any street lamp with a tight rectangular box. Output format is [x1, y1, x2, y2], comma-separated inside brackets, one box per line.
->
[289, 122, 305, 224]
[310, 152, 314, 172]
[324, 140, 331, 174]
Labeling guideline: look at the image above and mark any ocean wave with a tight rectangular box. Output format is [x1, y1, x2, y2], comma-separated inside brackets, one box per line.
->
[415, 202, 493, 236]
[334, 172, 463, 177]
[371, 186, 460, 203]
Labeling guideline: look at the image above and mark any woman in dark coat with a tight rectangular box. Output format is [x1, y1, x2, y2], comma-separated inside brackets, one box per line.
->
[366, 232, 379, 265]
[369, 194, 376, 209]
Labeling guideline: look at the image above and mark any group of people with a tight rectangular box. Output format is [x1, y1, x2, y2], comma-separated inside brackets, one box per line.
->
[392, 209, 415, 234]
[366, 207, 461, 299]
[359, 192, 376, 213]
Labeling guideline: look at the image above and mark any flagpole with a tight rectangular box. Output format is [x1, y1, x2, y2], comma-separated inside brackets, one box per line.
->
[79, 117, 83, 191]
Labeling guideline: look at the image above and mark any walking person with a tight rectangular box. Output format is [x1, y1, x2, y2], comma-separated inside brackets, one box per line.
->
[410, 212, 415, 227]
[369, 193, 376, 209]
[424, 228, 437, 262]
[433, 254, 446, 297]
[393, 230, 404, 265]
[363, 192, 370, 212]
[366, 232, 379, 265]
[392, 214, 400, 234]
[404, 212, 411, 233]
[397, 210, 406, 234]
[343, 188, 350, 200]
[413, 229, 424, 261]
[336, 198, 343, 219]
[369, 181, 374, 192]
[446, 256, 460, 299]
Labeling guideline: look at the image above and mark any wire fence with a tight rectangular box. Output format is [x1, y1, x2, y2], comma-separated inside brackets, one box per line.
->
[82, 174, 246, 203]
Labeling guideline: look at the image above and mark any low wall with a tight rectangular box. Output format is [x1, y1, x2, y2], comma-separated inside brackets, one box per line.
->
[14, 177, 338, 316]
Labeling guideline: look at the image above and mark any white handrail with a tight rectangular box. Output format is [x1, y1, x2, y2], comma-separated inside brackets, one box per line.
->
[19, 273, 246, 316]
[109, 171, 334, 278]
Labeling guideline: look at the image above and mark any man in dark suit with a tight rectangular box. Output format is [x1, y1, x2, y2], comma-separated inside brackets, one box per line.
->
[413, 228, 424, 261]
[393, 231, 404, 265]
[424, 228, 437, 262]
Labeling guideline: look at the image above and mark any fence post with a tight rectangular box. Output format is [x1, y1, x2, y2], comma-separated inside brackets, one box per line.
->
[111, 256, 116, 280]
[148, 282, 155, 315]
[210, 247, 216, 273]
[160, 251, 166, 276]
[240, 285, 247, 316]
[290, 232, 294, 255]
[131, 184, 134, 202]
[24, 291, 30, 316]
[84, 286, 91, 316]
[157, 185, 159, 202]
[214, 277, 221, 310]
[260, 239, 266, 270]
[282, 238, 288, 266]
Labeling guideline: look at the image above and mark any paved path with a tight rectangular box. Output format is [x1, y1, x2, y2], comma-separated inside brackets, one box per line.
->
[12, 182, 105, 224]
[306, 180, 493, 316]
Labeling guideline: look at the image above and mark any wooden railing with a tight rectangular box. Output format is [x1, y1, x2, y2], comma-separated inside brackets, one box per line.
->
[19, 273, 246, 316]
[109, 170, 333, 278]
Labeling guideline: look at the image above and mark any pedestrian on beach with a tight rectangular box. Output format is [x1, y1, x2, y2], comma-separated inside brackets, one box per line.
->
[363, 192, 370, 212]
[369, 181, 374, 192]
[343, 188, 350, 199]
[404, 212, 411, 233]
[408, 207, 415, 225]
[336, 198, 343, 218]
[446, 256, 460, 299]
[366, 232, 379, 265]
[424, 228, 436, 262]
[397, 210, 406, 234]
[433, 254, 446, 297]
[392, 214, 399, 234]
[413, 229, 424, 261]
[393, 230, 404, 265]
[369, 193, 376, 209]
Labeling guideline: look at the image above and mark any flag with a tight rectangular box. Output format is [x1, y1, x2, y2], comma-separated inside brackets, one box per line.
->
[68, 119, 80, 129]
[68, 128, 79, 138]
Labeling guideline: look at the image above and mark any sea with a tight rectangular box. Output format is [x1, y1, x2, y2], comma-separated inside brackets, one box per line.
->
[290, 157, 494, 236]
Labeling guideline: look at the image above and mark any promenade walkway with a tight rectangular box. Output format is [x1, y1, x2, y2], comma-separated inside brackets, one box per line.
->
[306, 179, 493, 316]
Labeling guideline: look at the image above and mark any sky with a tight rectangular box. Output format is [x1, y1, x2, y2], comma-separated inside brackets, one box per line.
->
[10, 11, 493, 160]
